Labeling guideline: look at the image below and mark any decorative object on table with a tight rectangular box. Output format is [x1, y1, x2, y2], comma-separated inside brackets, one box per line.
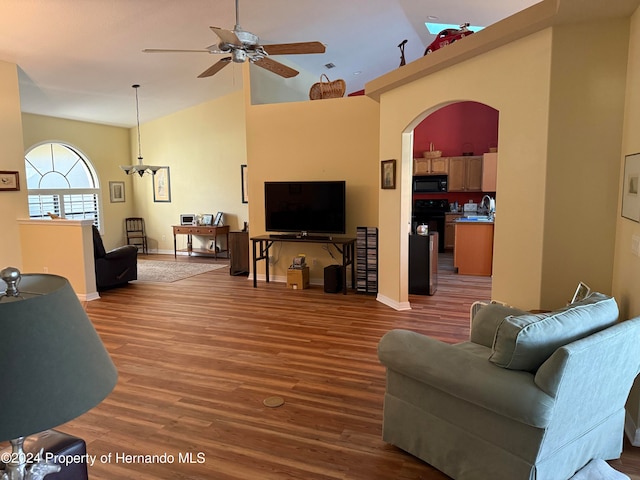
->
[398, 39, 408, 67]
[142, 0, 325, 80]
[120, 85, 163, 177]
[46, 212, 60, 219]
[381, 159, 397, 190]
[622, 152, 640, 222]
[214, 211, 224, 226]
[422, 142, 442, 159]
[152, 166, 171, 202]
[0, 267, 117, 480]
[416, 224, 429, 235]
[241, 164, 248, 203]
[0, 171, 19, 191]
[424, 23, 474, 55]
[200, 214, 214, 226]
[309, 74, 346, 100]
[109, 180, 125, 203]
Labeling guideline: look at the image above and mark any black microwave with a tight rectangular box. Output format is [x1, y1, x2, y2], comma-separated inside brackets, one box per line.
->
[413, 175, 448, 193]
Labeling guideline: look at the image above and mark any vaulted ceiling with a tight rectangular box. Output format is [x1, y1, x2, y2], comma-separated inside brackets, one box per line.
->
[0, 0, 539, 127]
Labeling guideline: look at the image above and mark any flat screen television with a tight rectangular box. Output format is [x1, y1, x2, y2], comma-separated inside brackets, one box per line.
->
[264, 181, 346, 235]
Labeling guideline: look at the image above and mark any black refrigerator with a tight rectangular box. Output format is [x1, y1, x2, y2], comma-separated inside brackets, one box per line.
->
[409, 232, 438, 295]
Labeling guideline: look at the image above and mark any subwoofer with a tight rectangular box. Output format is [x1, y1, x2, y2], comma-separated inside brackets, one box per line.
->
[324, 265, 343, 293]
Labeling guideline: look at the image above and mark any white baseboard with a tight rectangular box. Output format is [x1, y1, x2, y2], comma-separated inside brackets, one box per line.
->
[78, 291, 100, 302]
[377, 293, 412, 311]
[625, 410, 640, 446]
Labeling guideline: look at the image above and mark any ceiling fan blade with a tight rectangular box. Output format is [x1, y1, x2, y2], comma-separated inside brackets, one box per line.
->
[262, 41, 326, 55]
[143, 48, 212, 54]
[210, 26, 241, 46]
[253, 57, 299, 78]
[198, 57, 232, 78]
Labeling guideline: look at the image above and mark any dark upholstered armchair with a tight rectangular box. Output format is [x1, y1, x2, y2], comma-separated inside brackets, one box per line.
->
[92, 225, 137, 290]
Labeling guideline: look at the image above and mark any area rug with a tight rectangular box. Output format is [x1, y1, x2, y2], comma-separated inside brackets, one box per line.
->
[135, 260, 226, 283]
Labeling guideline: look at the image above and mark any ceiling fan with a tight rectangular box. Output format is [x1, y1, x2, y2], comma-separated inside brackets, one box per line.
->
[143, 0, 326, 79]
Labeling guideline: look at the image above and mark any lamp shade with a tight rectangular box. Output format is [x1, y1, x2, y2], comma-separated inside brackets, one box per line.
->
[0, 273, 118, 441]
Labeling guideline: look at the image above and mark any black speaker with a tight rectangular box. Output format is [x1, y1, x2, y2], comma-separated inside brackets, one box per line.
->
[324, 265, 343, 293]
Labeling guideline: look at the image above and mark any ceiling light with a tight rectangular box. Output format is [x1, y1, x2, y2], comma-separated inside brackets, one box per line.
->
[425, 22, 485, 34]
[120, 84, 163, 177]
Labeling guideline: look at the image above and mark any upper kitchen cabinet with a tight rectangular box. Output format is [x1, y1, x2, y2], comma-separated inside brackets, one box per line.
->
[448, 156, 483, 192]
[414, 157, 449, 175]
[482, 152, 498, 192]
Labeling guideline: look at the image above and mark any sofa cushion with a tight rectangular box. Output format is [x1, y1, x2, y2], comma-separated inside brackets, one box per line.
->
[489, 293, 618, 371]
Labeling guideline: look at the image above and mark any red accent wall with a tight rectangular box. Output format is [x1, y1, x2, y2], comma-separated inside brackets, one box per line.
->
[414, 101, 498, 157]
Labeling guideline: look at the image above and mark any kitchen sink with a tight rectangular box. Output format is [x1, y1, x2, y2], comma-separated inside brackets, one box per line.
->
[458, 215, 493, 222]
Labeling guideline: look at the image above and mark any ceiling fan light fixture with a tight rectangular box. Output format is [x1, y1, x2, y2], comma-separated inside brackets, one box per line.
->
[121, 84, 163, 177]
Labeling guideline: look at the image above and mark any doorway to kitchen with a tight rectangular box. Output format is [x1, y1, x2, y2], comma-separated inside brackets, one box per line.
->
[407, 100, 499, 303]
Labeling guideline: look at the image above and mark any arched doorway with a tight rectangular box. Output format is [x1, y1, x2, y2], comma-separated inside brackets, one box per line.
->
[404, 100, 499, 303]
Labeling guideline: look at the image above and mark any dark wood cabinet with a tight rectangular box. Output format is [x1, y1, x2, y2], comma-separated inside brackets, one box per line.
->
[229, 231, 249, 276]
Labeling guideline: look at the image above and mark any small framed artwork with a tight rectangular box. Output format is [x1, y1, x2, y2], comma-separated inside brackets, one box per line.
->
[622, 153, 640, 222]
[571, 282, 591, 304]
[381, 159, 396, 190]
[201, 214, 214, 226]
[214, 211, 224, 226]
[109, 181, 125, 203]
[0, 171, 20, 191]
[241, 164, 248, 204]
[153, 166, 171, 203]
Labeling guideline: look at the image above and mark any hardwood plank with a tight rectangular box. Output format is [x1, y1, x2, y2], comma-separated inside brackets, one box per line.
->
[34, 253, 639, 478]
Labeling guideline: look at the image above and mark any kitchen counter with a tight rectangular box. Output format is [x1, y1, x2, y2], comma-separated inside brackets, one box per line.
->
[454, 221, 494, 276]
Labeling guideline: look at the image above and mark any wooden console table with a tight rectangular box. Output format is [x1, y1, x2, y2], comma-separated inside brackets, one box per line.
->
[250, 235, 356, 294]
[172, 225, 230, 259]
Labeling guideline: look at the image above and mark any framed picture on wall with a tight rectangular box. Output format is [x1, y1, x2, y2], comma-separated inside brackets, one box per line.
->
[381, 159, 396, 189]
[241, 164, 248, 204]
[109, 181, 125, 203]
[0, 171, 20, 191]
[622, 153, 640, 222]
[153, 166, 171, 203]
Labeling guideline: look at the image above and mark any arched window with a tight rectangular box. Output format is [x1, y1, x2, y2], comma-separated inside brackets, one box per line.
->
[25, 142, 102, 227]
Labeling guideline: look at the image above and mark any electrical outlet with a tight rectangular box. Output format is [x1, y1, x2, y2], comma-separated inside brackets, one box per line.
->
[162, 234, 166, 242]
[43, 267, 48, 273]
[632, 235, 640, 257]
[312, 258, 318, 267]
[269, 255, 275, 265]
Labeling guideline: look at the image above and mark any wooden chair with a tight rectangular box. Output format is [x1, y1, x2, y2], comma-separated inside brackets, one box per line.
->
[125, 217, 148, 254]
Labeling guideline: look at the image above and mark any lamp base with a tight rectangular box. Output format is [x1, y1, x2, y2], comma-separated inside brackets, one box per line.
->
[0, 437, 60, 480]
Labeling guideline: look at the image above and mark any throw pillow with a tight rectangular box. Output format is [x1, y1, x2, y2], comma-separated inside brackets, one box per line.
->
[489, 293, 618, 371]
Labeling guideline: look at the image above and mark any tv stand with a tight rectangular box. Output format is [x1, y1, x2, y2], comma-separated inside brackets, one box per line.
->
[251, 234, 356, 294]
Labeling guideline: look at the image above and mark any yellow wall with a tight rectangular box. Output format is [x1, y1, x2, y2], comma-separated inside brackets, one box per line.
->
[614, 6, 640, 434]
[245, 95, 380, 284]
[129, 89, 249, 253]
[542, 19, 629, 306]
[378, 30, 553, 310]
[21, 113, 133, 250]
[0, 60, 28, 270]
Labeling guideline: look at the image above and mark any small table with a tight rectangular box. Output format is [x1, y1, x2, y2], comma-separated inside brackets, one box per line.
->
[173, 225, 230, 258]
[250, 235, 356, 294]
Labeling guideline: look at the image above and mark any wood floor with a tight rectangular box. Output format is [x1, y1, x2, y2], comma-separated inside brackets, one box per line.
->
[53, 253, 640, 479]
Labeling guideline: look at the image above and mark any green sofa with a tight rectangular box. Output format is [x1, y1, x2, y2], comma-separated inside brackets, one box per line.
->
[378, 293, 640, 480]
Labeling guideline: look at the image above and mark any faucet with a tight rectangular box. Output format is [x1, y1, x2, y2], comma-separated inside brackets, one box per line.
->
[481, 195, 496, 219]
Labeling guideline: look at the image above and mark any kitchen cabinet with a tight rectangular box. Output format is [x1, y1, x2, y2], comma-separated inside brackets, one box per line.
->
[445, 213, 462, 249]
[448, 156, 483, 192]
[454, 222, 494, 276]
[413, 157, 449, 175]
[482, 152, 498, 191]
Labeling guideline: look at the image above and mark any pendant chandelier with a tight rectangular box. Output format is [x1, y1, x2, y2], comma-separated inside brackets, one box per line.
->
[120, 84, 162, 177]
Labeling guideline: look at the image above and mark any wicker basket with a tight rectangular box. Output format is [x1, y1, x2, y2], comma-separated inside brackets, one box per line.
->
[309, 74, 346, 100]
[422, 150, 442, 159]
